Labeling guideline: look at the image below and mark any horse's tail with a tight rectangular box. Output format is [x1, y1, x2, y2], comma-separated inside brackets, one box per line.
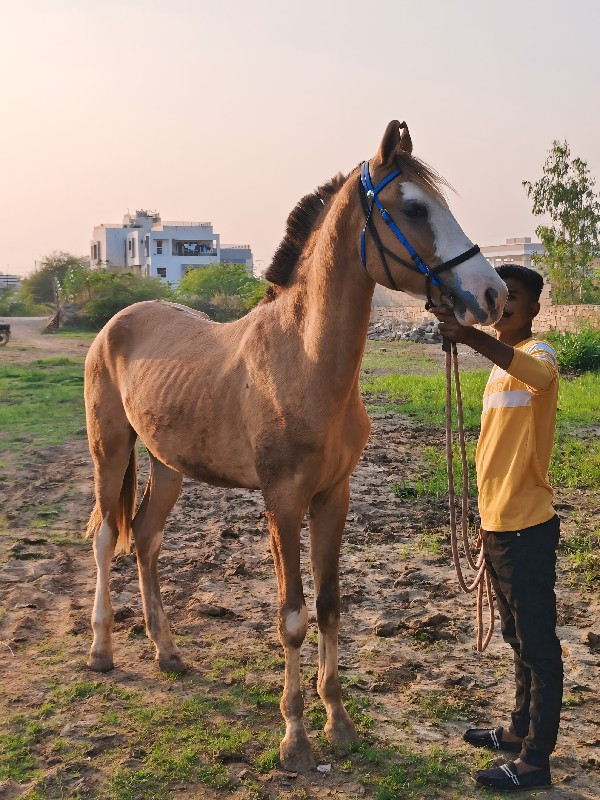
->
[85, 447, 138, 555]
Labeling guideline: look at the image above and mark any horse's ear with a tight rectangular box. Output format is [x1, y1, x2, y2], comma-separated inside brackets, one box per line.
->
[398, 121, 413, 155]
[374, 120, 412, 166]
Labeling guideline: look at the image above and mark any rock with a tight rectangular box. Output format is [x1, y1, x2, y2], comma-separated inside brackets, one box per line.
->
[585, 631, 600, 651]
[373, 619, 397, 637]
[317, 763, 332, 772]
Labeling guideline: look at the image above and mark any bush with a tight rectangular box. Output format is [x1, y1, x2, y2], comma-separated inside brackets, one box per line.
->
[544, 327, 600, 372]
[76, 272, 171, 329]
[175, 262, 268, 320]
[0, 290, 50, 317]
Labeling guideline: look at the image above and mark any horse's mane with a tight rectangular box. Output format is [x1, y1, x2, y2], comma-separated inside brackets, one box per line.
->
[264, 173, 348, 286]
[263, 153, 449, 289]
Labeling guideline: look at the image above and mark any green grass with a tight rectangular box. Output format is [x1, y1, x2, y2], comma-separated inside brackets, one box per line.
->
[413, 690, 475, 723]
[0, 716, 44, 782]
[356, 742, 461, 799]
[362, 370, 489, 429]
[0, 358, 85, 452]
[361, 341, 438, 377]
[545, 326, 600, 372]
[364, 363, 600, 495]
[52, 329, 97, 341]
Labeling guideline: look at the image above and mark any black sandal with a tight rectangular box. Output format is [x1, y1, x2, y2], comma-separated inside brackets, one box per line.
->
[463, 726, 522, 752]
[475, 760, 551, 791]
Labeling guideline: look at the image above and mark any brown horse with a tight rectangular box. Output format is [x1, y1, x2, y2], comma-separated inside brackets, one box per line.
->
[84, 120, 507, 771]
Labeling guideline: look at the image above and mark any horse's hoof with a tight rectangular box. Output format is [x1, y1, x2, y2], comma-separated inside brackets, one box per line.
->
[87, 652, 114, 672]
[325, 713, 359, 745]
[280, 733, 316, 772]
[158, 654, 187, 675]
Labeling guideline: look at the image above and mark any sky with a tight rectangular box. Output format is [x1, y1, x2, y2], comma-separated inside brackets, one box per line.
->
[1, 0, 599, 277]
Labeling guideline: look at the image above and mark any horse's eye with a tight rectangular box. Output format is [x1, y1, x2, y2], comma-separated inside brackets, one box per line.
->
[404, 203, 428, 220]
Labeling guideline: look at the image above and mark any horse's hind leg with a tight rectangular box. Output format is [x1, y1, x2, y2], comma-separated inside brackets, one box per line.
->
[133, 454, 184, 674]
[308, 478, 358, 745]
[265, 495, 314, 772]
[88, 426, 137, 672]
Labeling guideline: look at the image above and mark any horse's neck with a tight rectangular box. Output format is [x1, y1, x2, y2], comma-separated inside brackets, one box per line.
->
[292, 190, 375, 399]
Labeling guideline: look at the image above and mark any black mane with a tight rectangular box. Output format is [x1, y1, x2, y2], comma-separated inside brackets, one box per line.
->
[264, 173, 348, 286]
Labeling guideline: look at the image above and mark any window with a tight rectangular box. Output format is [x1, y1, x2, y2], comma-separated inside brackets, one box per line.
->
[172, 240, 214, 256]
[157, 267, 167, 278]
[144, 236, 149, 257]
[156, 240, 163, 255]
[92, 244, 97, 261]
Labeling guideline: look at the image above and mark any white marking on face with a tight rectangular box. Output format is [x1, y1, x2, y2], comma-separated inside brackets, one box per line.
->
[285, 606, 308, 638]
[400, 182, 507, 324]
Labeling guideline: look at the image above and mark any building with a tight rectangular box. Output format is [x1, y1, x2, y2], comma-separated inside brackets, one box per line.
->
[480, 237, 551, 303]
[0, 274, 22, 293]
[480, 237, 544, 270]
[90, 210, 253, 284]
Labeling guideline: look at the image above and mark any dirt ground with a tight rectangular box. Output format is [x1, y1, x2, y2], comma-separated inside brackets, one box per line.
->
[1, 319, 599, 799]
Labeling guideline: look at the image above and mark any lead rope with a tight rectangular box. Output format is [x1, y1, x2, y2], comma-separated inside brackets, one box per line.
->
[443, 338, 495, 651]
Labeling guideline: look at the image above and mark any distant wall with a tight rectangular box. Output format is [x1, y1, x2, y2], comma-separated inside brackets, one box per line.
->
[371, 294, 600, 333]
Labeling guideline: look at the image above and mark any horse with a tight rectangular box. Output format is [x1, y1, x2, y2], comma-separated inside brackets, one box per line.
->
[84, 120, 507, 771]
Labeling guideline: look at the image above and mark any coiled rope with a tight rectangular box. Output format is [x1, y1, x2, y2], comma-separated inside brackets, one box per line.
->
[443, 337, 494, 651]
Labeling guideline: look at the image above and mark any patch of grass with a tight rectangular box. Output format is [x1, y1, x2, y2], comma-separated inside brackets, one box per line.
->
[52, 329, 97, 341]
[560, 528, 600, 585]
[358, 743, 461, 799]
[362, 370, 489, 429]
[550, 435, 600, 488]
[255, 746, 279, 772]
[0, 716, 44, 782]
[417, 530, 444, 555]
[361, 342, 438, 378]
[545, 326, 600, 372]
[392, 441, 478, 499]
[0, 358, 84, 452]
[413, 690, 474, 723]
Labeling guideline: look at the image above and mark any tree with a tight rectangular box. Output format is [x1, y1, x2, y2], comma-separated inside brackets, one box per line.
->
[175, 262, 268, 319]
[523, 140, 600, 303]
[20, 252, 90, 308]
[523, 142, 600, 304]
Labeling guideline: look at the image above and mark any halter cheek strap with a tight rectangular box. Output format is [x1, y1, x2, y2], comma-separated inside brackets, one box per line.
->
[359, 160, 480, 303]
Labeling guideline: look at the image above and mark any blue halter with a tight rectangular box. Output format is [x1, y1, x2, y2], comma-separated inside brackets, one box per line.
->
[359, 160, 480, 303]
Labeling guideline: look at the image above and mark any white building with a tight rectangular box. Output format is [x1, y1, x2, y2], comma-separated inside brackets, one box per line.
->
[90, 210, 253, 284]
[480, 237, 544, 270]
[0, 274, 22, 293]
[481, 237, 551, 303]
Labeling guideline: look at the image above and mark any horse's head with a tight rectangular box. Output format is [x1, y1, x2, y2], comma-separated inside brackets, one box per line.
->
[360, 120, 507, 326]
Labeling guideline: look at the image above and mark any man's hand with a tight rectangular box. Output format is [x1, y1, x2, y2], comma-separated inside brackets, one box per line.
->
[429, 305, 473, 344]
[427, 304, 514, 370]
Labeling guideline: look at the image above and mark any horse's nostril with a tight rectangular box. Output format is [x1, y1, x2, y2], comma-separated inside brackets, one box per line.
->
[485, 288, 498, 313]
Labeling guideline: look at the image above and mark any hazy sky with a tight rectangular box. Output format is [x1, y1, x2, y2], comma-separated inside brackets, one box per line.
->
[2, 0, 599, 277]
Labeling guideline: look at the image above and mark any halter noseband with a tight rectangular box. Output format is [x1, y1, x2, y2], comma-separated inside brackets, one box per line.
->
[359, 160, 480, 305]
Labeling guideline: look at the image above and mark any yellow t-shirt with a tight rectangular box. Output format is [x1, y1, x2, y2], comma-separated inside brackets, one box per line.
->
[475, 337, 559, 531]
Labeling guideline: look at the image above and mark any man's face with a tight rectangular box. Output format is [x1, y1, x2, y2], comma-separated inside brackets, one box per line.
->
[492, 277, 539, 334]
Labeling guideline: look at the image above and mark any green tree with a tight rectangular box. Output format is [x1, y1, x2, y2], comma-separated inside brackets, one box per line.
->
[79, 271, 171, 328]
[20, 252, 89, 308]
[523, 141, 600, 304]
[175, 262, 268, 319]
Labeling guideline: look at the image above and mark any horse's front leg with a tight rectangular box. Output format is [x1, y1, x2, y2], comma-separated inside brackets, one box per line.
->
[308, 478, 358, 745]
[265, 499, 314, 772]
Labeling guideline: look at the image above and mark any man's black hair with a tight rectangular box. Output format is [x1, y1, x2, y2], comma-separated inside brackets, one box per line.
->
[496, 264, 544, 302]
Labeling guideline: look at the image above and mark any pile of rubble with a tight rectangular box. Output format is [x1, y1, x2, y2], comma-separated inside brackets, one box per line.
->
[368, 317, 442, 344]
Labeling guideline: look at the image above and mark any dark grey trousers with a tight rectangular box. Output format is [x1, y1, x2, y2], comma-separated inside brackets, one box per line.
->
[482, 515, 563, 768]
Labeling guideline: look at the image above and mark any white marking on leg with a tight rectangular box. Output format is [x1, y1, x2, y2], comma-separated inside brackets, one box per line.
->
[285, 606, 308, 639]
[91, 518, 115, 659]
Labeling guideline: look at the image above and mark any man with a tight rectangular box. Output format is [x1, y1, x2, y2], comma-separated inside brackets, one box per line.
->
[431, 265, 562, 791]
